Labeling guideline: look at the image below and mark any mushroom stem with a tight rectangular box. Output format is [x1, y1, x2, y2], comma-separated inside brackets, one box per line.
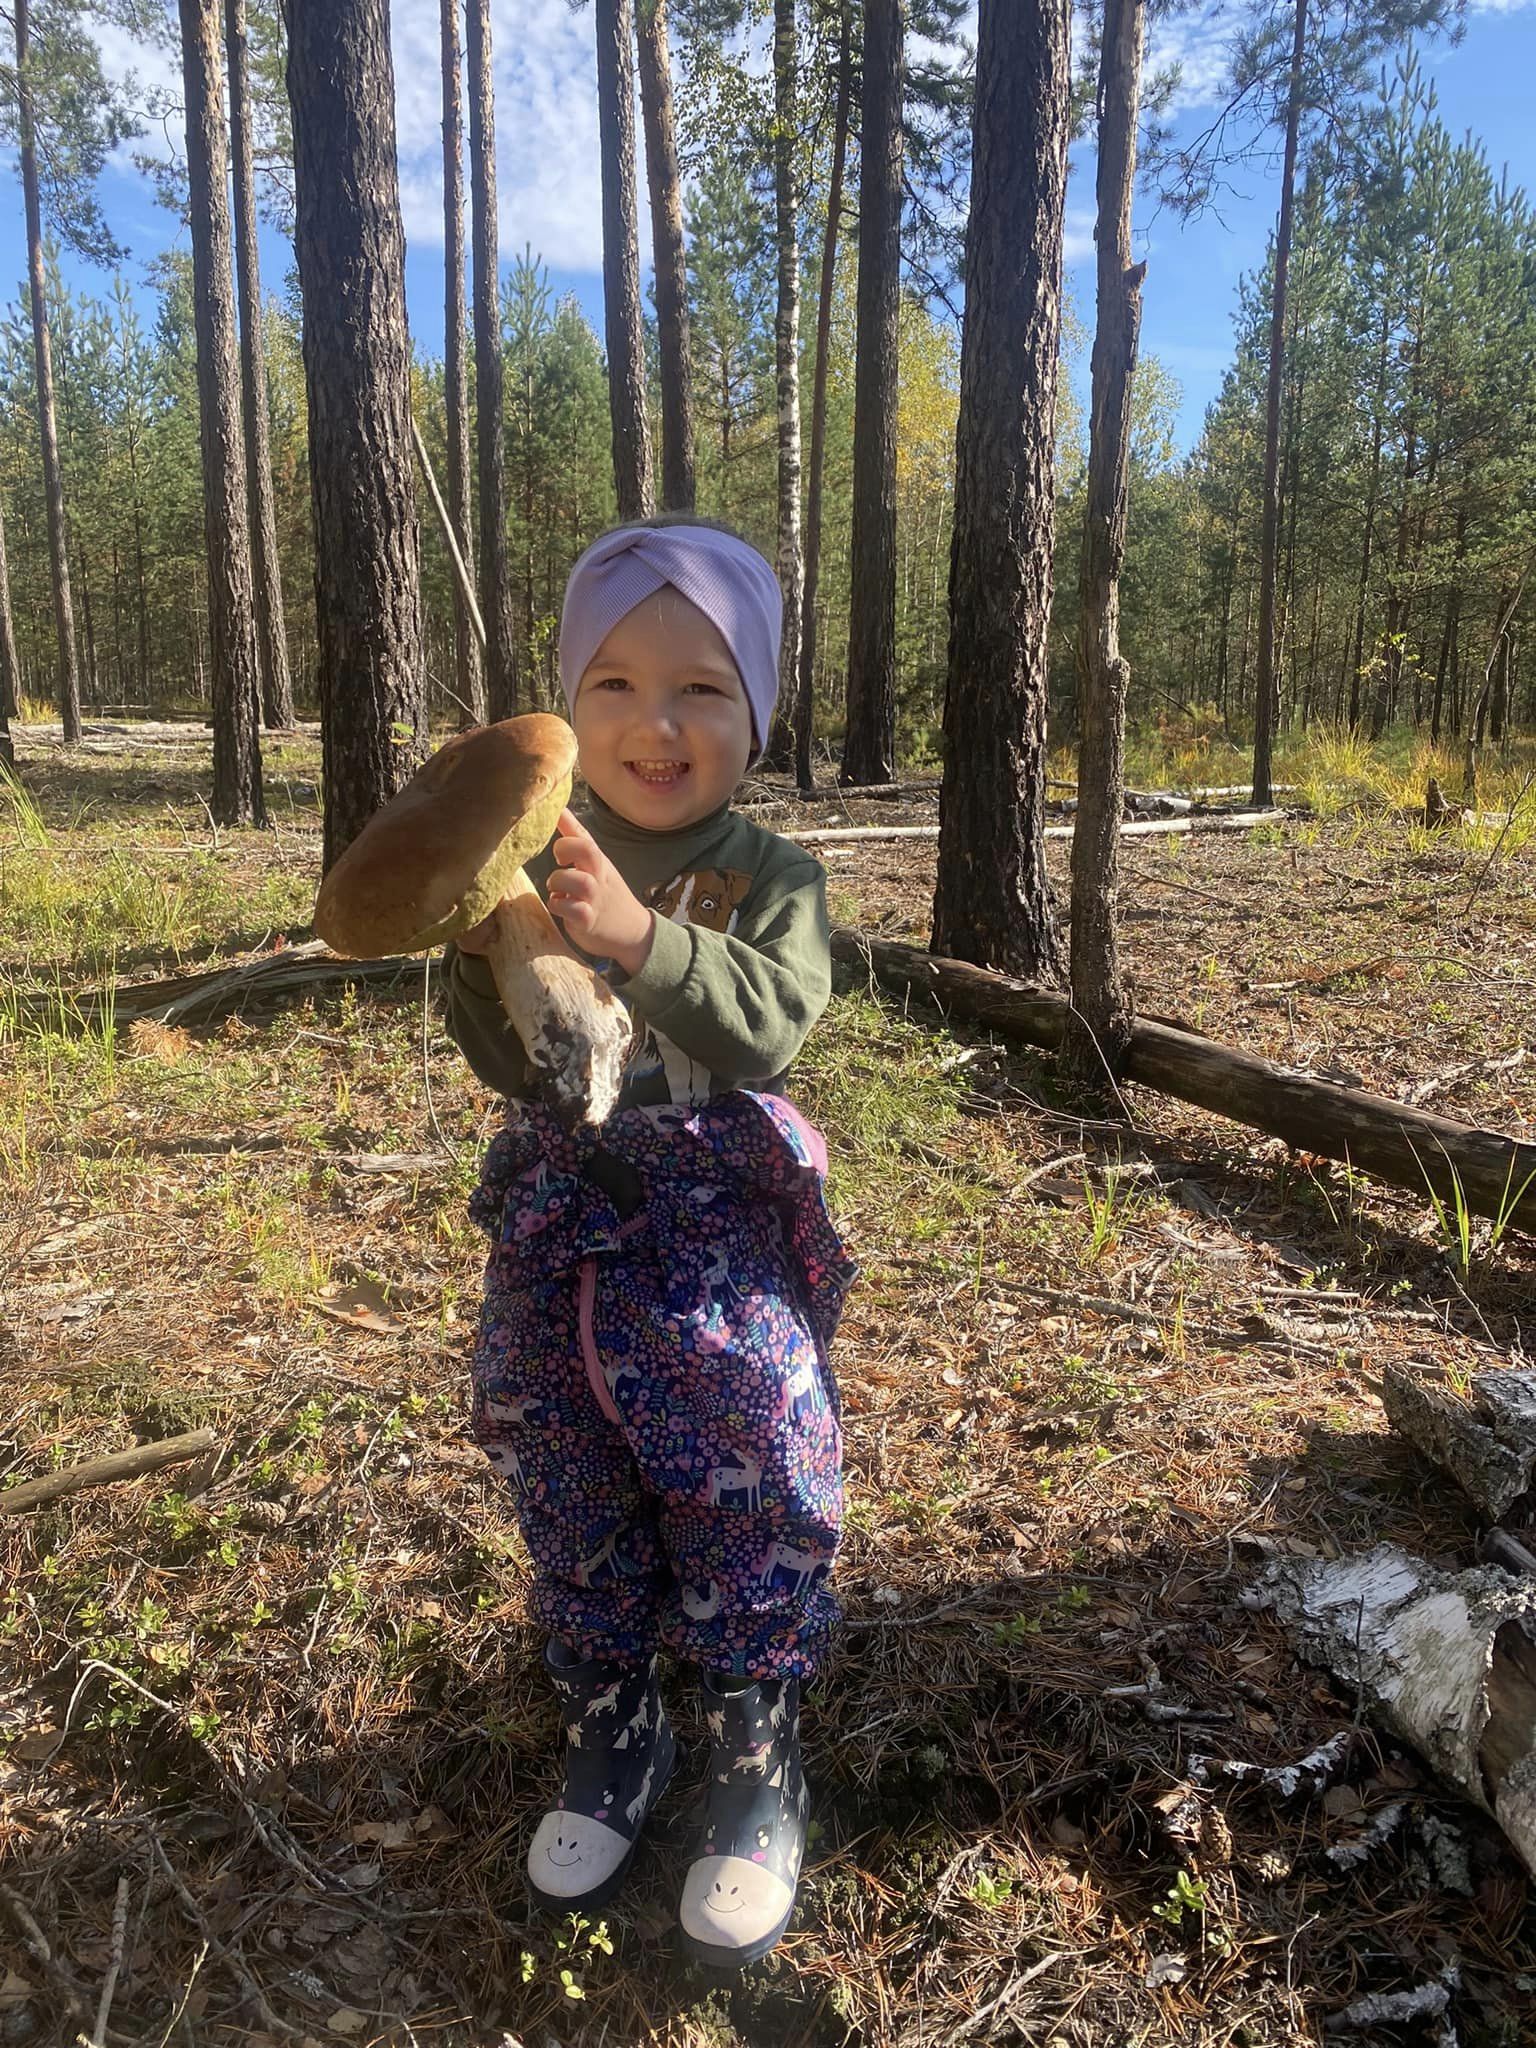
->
[482, 870, 632, 1126]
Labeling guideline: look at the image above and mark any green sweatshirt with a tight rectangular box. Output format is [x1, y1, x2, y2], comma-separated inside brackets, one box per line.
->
[442, 795, 831, 1109]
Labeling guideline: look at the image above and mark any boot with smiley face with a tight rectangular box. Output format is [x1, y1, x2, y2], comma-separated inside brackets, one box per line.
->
[678, 1672, 808, 1968]
[526, 1641, 677, 1912]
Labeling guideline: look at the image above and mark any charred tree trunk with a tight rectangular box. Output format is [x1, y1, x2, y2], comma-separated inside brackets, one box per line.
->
[466, 0, 517, 716]
[286, 0, 426, 870]
[765, 0, 804, 772]
[15, 0, 81, 742]
[1250, 0, 1305, 806]
[180, 0, 265, 827]
[931, 0, 1069, 980]
[226, 0, 294, 732]
[441, 0, 484, 724]
[840, 0, 903, 787]
[796, 1, 853, 794]
[635, 0, 694, 513]
[595, 0, 654, 522]
[1067, 0, 1145, 1086]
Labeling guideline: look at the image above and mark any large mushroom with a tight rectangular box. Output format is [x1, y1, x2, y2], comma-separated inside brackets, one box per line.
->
[313, 714, 631, 1126]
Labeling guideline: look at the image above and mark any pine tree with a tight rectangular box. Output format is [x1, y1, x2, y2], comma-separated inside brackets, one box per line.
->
[595, 0, 655, 520]
[465, 0, 517, 715]
[635, 0, 695, 511]
[441, 0, 484, 723]
[841, 0, 903, 786]
[931, 0, 1070, 977]
[285, 0, 425, 869]
[179, 0, 264, 826]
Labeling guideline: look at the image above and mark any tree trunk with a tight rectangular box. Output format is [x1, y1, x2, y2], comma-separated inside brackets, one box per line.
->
[441, 0, 484, 724]
[796, 2, 853, 794]
[180, 0, 265, 827]
[841, 0, 904, 786]
[930, 0, 1069, 979]
[1067, 0, 1145, 1085]
[1348, 304, 1390, 729]
[286, 0, 426, 871]
[15, 0, 81, 743]
[465, 0, 517, 716]
[1381, 1362, 1536, 1525]
[635, 0, 694, 513]
[1250, 0, 1306, 807]
[225, 0, 294, 733]
[595, 0, 654, 523]
[0, 493, 19, 724]
[764, 0, 804, 772]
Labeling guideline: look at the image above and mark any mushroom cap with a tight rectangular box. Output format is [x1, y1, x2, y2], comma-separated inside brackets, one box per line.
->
[314, 714, 577, 958]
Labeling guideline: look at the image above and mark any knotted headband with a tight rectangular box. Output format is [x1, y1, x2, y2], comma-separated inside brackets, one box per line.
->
[558, 524, 782, 761]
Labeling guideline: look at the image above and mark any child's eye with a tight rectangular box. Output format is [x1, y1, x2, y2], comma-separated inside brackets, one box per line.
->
[684, 682, 723, 696]
[593, 676, 630, 691]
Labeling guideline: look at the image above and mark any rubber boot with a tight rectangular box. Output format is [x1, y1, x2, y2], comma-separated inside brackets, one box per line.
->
[678, 1673, 808, 1968]
[526, 1641, 677, 1912]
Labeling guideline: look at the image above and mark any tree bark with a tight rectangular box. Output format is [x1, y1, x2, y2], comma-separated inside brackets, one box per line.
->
[441, 0, 485, 724]
[0, 1428, 219, 1517]
[635, 0, 694, 513]
[840, 0, 904, 786]
[1381, 1363, 1536, 1525]
[465, 0, 517, 716]
[1250, 0, 1306, 807]
[1068, 0, 1145, 1084]
[0, 492, 19, 731]
[833, 929, 1536, 1234]
[286, 0, 426, 871]
[796, 2, 853, 793]
[225, 0, 294, 732]
[15, 0, 81, 743]
[930, 0, 1069, 979]
[767, 0, 804, 771]
[180, 0, 265, 827]
[595, 0, 654, 523]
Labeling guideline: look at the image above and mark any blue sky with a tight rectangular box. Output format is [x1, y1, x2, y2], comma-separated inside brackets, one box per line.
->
[6, 1, 1535, 460]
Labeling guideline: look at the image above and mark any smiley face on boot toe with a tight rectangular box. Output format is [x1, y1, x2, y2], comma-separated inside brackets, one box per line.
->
[705, 1880, 747, 1916]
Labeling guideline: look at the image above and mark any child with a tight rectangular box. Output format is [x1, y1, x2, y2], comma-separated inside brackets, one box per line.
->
[443, 517, 854, 1970]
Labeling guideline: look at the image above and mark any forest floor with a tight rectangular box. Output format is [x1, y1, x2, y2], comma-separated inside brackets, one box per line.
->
[2, 722, 1534, 2048]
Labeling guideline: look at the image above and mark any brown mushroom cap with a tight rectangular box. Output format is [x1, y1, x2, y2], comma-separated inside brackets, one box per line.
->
[314, 713, 577, 958]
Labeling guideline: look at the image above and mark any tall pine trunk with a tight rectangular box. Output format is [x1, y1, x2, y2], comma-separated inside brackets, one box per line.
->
[0, 494, 17, 767]
[1068, 0, 1145, 1080]
[286, 0, 425, 870]
[180, 0, 264, 826]
[1250, 0, 1306, 807]
[635, 0, 694, 512]
[595, 0, 654, 521]
[767, 0, 803, 770]
[466, 0, 517, 715]
[1349, 303, 1389, 728]
[796, 1, 853, 792]
[931, 0, 1068, 978]
[226, 0, 294, 731]
[441, 0, 484, 723]
[841, 0, 903, 786]
[15, 0, 81, 743]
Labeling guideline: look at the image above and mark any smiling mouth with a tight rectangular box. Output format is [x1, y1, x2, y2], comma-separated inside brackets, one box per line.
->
[706, 1896, 744, 1915]
[547, 1849, 584, 1867]
[626, 760, 691, 786]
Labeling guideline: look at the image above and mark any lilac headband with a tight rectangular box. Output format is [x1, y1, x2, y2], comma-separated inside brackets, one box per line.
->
[558, 525, 782, 761]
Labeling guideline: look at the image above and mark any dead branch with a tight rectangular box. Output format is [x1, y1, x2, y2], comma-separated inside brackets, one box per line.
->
[0, 1428, 218, 1517]
[786, 807, 1284, 847]
[831, 930, 1536, 1235]
[1379, 1362, 1536, 1522]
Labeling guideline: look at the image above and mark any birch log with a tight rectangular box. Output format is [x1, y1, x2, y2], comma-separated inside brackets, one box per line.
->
[1380, 1363, 1536, 1522]
[1251, 1544, 1536, 1875]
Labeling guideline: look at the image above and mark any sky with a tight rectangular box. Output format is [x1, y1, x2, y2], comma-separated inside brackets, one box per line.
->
[5, 0, 1536, 461]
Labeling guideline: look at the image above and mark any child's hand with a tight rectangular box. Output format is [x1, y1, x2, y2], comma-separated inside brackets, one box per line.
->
[546, 810, 656, 976]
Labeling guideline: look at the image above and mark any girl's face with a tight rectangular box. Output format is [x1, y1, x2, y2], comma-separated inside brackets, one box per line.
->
[572, 586, 755, 831]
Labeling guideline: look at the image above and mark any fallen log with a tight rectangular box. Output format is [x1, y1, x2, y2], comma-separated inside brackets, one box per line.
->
[1250, 1544, 1536, 1876]
[0, 1428, 218, 1516]
[1380, 1362, 1536, 1521]
[789, 808, 1284, 848]
[830, 930, 1536, 1234]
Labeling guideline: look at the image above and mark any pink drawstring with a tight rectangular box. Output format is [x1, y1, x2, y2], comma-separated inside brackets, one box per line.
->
[578, 1257, 624, 1426]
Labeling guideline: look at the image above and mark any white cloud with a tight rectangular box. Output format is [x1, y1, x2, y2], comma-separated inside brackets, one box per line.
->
[1144, 4, 1235, 117]
[1063, 203, 1096, 266]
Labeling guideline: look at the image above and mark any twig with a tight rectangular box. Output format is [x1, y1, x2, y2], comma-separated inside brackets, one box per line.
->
[0, 1429, 218, 1517]
[0, 1883, 87, 2022]
[90, 1876, 130, 2048]
[144, 1832, 304, 2042]
[151, 1943, 209, 2048]
[940, 1950, 1073, 2044]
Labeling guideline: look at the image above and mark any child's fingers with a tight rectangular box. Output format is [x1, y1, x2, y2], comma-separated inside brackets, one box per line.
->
[552, 810, 597, 868]
[546, 867, 595, 907]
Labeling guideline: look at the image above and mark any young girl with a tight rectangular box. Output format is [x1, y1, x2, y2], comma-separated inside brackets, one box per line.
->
[443, 518, 853, 1970]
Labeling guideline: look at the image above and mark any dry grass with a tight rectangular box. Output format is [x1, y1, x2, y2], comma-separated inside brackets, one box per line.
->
[2, 723, 1534, 2047]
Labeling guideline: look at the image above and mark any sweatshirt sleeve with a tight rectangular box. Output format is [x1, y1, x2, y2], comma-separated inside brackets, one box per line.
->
[614, 856, 831, 1088]
[439, 941, 535, 1098]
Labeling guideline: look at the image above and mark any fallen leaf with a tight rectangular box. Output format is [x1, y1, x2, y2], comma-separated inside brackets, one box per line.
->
[326, 2009, 368, 2038]
[1049, 1814, 1087, 1850]
[1322, 1785, 1366, 1821]
[13, 1728, 63, 1763]
[0, 1970, 32, 2011]
[339, 1861, 383, 1891]
[351, 1819, 414, 1850]
[129, 1018, 194, 1064]
[1146, 1952, 1187, 1990]
[312, 1272, 401, 1334]
[413, 1804, 457, 1843]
